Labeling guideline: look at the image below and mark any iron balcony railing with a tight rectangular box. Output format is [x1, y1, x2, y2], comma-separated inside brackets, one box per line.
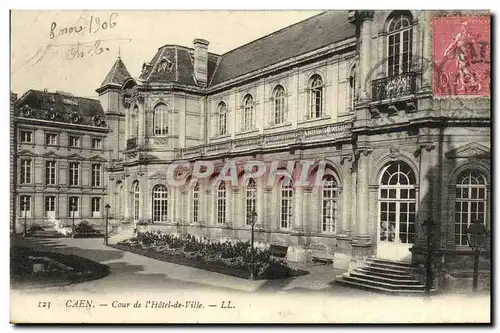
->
[371, 71, 417, 102]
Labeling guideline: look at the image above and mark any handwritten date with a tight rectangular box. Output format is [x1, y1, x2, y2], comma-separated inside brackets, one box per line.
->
[49, 13, 118, 40]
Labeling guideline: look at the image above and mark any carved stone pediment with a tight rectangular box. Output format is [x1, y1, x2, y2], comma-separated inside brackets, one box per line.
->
[445, 142, 490, 159]
[42, 151, 61, 159]
[89, 155, 107, 162]
[149, 171, 167, 180]
[67, 153, 85, 160]
[17, 150, 38, 157]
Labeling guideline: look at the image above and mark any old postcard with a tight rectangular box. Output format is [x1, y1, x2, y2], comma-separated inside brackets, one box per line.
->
[9, 9, 491, 324]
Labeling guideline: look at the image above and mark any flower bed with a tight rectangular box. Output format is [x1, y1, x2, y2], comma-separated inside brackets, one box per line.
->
[73, 221, 104, 238]
[111, 231, 308, 280]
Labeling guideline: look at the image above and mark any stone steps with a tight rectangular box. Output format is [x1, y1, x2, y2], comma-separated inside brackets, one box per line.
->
[335, 257, 436, 295]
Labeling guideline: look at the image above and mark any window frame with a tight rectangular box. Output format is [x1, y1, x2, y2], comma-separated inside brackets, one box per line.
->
[152, 184, 169, 223]
[69, 196, 80, 217]
[20, 195, 31, 217]
[272, 85, 286, 125]
[216, 181, 226, 224]
[69, 135, 81, 148]
[279, 178, 294, 229]
[20, 158, 32, 184]
[45, 133, 58, 146]
[153, 104, 169, 136]
[91, 163, 102, 187]
[321, 174, 338, 233]
[245, 178, 257, 225]
[69, 162, 80, 186]
[242, 94, 254, 131]
[91, 197, 101, 217]
[20, 130, 33, 144]
[45, 196, 56, 217]
[45, 160, 57, 185]
[308, 75, 324, 119]
[386, 13, 413, 77]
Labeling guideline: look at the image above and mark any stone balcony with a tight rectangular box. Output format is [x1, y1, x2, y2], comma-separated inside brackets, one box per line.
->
[179, 121, 352, 160]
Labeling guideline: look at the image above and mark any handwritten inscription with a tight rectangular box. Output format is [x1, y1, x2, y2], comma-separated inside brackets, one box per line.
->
[49, 13, 118, 40]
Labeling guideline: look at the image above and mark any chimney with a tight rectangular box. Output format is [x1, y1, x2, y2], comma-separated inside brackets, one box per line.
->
[193, 38, 210, 86]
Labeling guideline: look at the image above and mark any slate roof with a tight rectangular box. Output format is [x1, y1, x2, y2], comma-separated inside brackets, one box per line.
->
[138, 45, 220, 86]
[101, 11, 354, 89]
[208, 11, 355, 86]
[15, 90, 106, 127]
[99, 57, 132, 88]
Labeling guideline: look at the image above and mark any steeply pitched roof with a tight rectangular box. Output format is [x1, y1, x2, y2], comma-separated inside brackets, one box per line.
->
[15, 90, 106, 127]
[138, 45, 220, 86]
[99, 57, 132, 88]
[209, 11, 355, 86]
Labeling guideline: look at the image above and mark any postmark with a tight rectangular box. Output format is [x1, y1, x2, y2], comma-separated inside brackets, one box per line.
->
[432, 15, 490, 97]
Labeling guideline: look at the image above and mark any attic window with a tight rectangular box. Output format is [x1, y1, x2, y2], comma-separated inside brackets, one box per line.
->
[157, 57, 174, 73]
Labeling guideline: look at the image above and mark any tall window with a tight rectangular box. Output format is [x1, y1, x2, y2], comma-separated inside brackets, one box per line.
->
[349, 66, 357, 111]
[322, 175, 338, 233]
[45, 161, 56, 185]
[217, 181, 226, 224]
[133, 182, 140, 221]
[20, 130, 33, 143]
[387, 13, 413, 77]
[69, 196, 79, 216]
[92, 138, 103, 149]
[245, 179, 257, 225]
[131, 106, 139, 138]
[217, 102, 228, 136]
[309, 75, 323, 119]
[272, 85, 286, 125]
[242, 94, 254, 131]
[191, 183, 199, 223]
[280, 178, 293, 229]
[154, 104, 169, 136]
[20, 159, 31, 184]
[45, 196, 56, 218]
[45, 133, 57, 146]
[20, 195, 31, 217]
[152, 185, 168, 223]
[454, 169, 488, 246]
[379, 161, 417, 244]
[91, 164, 101, 187]
[69, 162, 80, 186]
[69, 136, 81, 148]
[91, 197, 101, 217]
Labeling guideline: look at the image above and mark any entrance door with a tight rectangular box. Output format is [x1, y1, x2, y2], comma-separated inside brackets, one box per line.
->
[376, 162, 417, 262]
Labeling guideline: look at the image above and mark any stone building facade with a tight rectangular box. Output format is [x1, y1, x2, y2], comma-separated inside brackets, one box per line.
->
[12, 90, 110, 232]
[12, 10, 491, 268]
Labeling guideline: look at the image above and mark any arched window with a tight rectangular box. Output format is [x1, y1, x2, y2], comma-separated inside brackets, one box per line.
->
[387, 12, 413, 76]
[217, 181, 226, 224]
[217, 102, 227, 136]
[349, 65, 357, 111]
[379, 161, 417, 244]
[152, 184, 168, 223]
[133, 181, 140, 221]
[322, 175, 338, 233]
[153, 104, 169, 136]
[132, 105, 139, 138]
[192, 182, 200, 223]
[309, 75, 323, 119]
[245, 179, 257, 225]
[455, 169, 488, 246]
[280, 178, 294, 229]
[242, 94, 254, 131]
[272, 85, 286, 125]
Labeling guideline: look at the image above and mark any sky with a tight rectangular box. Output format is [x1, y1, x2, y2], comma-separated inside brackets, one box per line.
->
[10, 10, 323, 99]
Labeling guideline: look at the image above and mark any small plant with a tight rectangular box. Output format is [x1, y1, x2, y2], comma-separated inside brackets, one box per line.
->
[27, 223, 44, 235]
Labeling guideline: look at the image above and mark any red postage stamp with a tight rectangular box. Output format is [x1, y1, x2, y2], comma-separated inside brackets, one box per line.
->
[432, 16, 491, 96]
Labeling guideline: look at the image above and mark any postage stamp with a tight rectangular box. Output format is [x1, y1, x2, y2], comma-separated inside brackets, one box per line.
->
[432, 15, 491, 97]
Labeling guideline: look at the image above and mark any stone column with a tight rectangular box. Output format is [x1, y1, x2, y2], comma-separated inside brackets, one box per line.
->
[420, 12, 433, 92]
[138, 99, 145, 147]
[199, 185, 206, 225]
[263, 187, 272, 230]
[358, 11, 374, 101]
[124, 105, 130, 141]
[350, 148, 372, 268]
[340, 154, 354, 236]
[256, 180, 264, 229]
[206, 189, 213, 226]
[293, 185, 304, 233]
[175, 187, 182, 224]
